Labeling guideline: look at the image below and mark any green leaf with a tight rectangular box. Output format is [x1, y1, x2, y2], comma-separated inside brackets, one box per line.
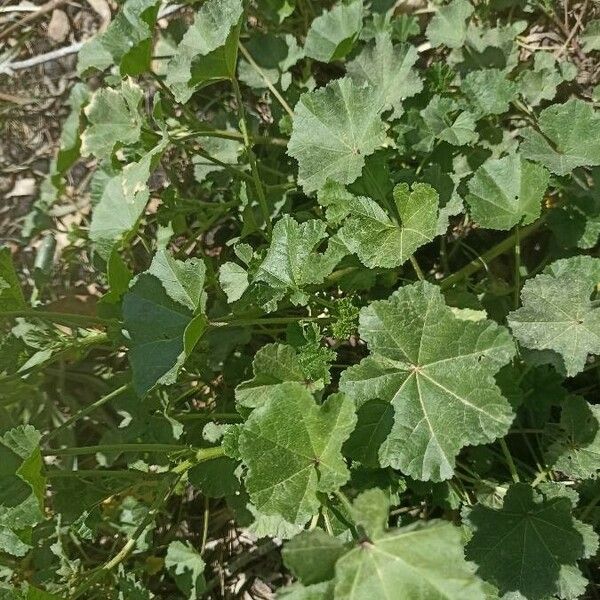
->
[517, 52, 576, 107]
[508, 256, 600, 377]
[122, 252, 207, 396]
[80, 79, 144, 159]
[283, 529, 347, 585]
[238, 383, 356, 525]
[336, 183, 439, 268]
[346, 32, 421, 119]
[235, 343, 326, 408]
[581, 19, 600, 52]
[253, 215, 346, 307]
[520, 99, 600, 176]
[89, 139, 167, 259]
[425, 0, 474, 49]
[0, 248, 25, 312]
[465, 153, 550, 230]
[165, 0, 243, 103]
[548, 396, 600, 479]
[0, 426, 45, 556]
[339, 282, 515, 481]
[287, 77, 387, 193]
[461, 69, 517, 117]
[418, 95, 478, 150]
[277, 582, 334, 600]
[77, 0, 159, 75]
[165, 541, 206, 599]
[55, 83, 90, 173]
[335, 516, 485, 599]
[465, 483, 585, 599]
[304, 1, 363, 63]
[192, 137, 240, 183]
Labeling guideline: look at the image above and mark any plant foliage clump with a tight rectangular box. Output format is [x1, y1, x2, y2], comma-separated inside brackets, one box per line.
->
[3, 0, 600, 598]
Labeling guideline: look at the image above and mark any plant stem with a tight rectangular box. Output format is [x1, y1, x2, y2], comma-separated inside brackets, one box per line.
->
[43, 384, 129, 442]
[238, 42, 294, 118]
[172, 446, 226, 475]
[45, 469, 165, 479]
[440, 217, 544, 290]
[174, 412, 243, 422]
[499, 438, 520, 483]
[410, 255, 425, 281]
[210, 315, 331, 328]
[1, 309, 108, 327]
[43, 443, 189, 456]
[231, 76, 272, 233]
[514, 224, 521, 309]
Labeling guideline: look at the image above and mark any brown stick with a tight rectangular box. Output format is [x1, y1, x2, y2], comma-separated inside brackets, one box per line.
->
[0, 0, 68, 42]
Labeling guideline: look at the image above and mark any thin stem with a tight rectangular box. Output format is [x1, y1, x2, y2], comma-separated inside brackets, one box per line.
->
[440, 217, 545, 290]
[238, 42, 294, 118]
[210, 315, 331, 328]
[514, 225, 521, 309]
[172, 446, 226, 475]
[43, 384, 128, 442]
[579, 490, 600, 521]
[499, 438, 520, 483]
[409, 255, 425, 281]
[200, 496, 210, 554]
[1, 309, 108, 327]
[43, 443, 189, 457]
[174, 412, 243, 422]
[231, 76, 272, 233]
[45, 469, 165, 479]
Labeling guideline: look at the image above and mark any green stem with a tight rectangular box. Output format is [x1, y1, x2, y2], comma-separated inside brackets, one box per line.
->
[172, 446, 226, 475]
[69, 475, 178, 599]
[409, 255, 425, 281]
[43, 443, 188, 457]
[238, 42, 294, 118]
[231, 76, 272, 233]
[440, 217, 544, 290]
[0, 309, 108, 327]
[45, 469, 164, 479]
[210, 315, 331, 328]
[43, 384, 128, 442]
[499, 438, 520, 483]
[514, 225, 521, 309]
[172, 129, 287, 146]
[175, 412, 243, 422]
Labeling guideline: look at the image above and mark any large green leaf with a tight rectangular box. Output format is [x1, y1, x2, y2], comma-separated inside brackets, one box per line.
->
[304, 0, 363, 63]
[334, 490, 485, 600]
[465, 483, 585, 599]
[165, 0, 243, 103]
[287, 77, 387, 193]
[548, 396, 600, 479]
[425, 0, 474, 48]
[346, 32, 421, 119]
[77, 0, 159, 75]
[520, 99, 600, 175]
[165, 541, 206, 599]
[508, 256, 600, 377]
[335, 183, 439, 268]
[465, 153, 549, 230]
[339, 282, 515, 481]
[238, 383, 356, 525]
[122, 251, 207, 396]
[80, 80, 144, 159]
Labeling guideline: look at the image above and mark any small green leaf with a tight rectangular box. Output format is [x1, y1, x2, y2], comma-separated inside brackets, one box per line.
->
[520, 99, 600, 175]
[89, 139, 167, 259]
[419, 95, 478, 149]
[81, 80, 144, 159]
[336, 183, 439, 268]
[465, 154, 549, 230]
[0, 248, 25, 312]
[346, 32, 421, 119]
[425, 0, 474, 49]
[287, 77, 387, 193]
[283, 529, 347, 585]
[508, 256, 600, 377]
[465, 483, 585, 599]
[462, 69, 517, 117]
[165, 0, 243, 103]
[339, 282, 515, 481]
[77, 0, 160, 75]
[548, 396, 600, 479]
[239, 383, 356, 525]
[165, 541, 206, 599]
[304, 1, 363, 63]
